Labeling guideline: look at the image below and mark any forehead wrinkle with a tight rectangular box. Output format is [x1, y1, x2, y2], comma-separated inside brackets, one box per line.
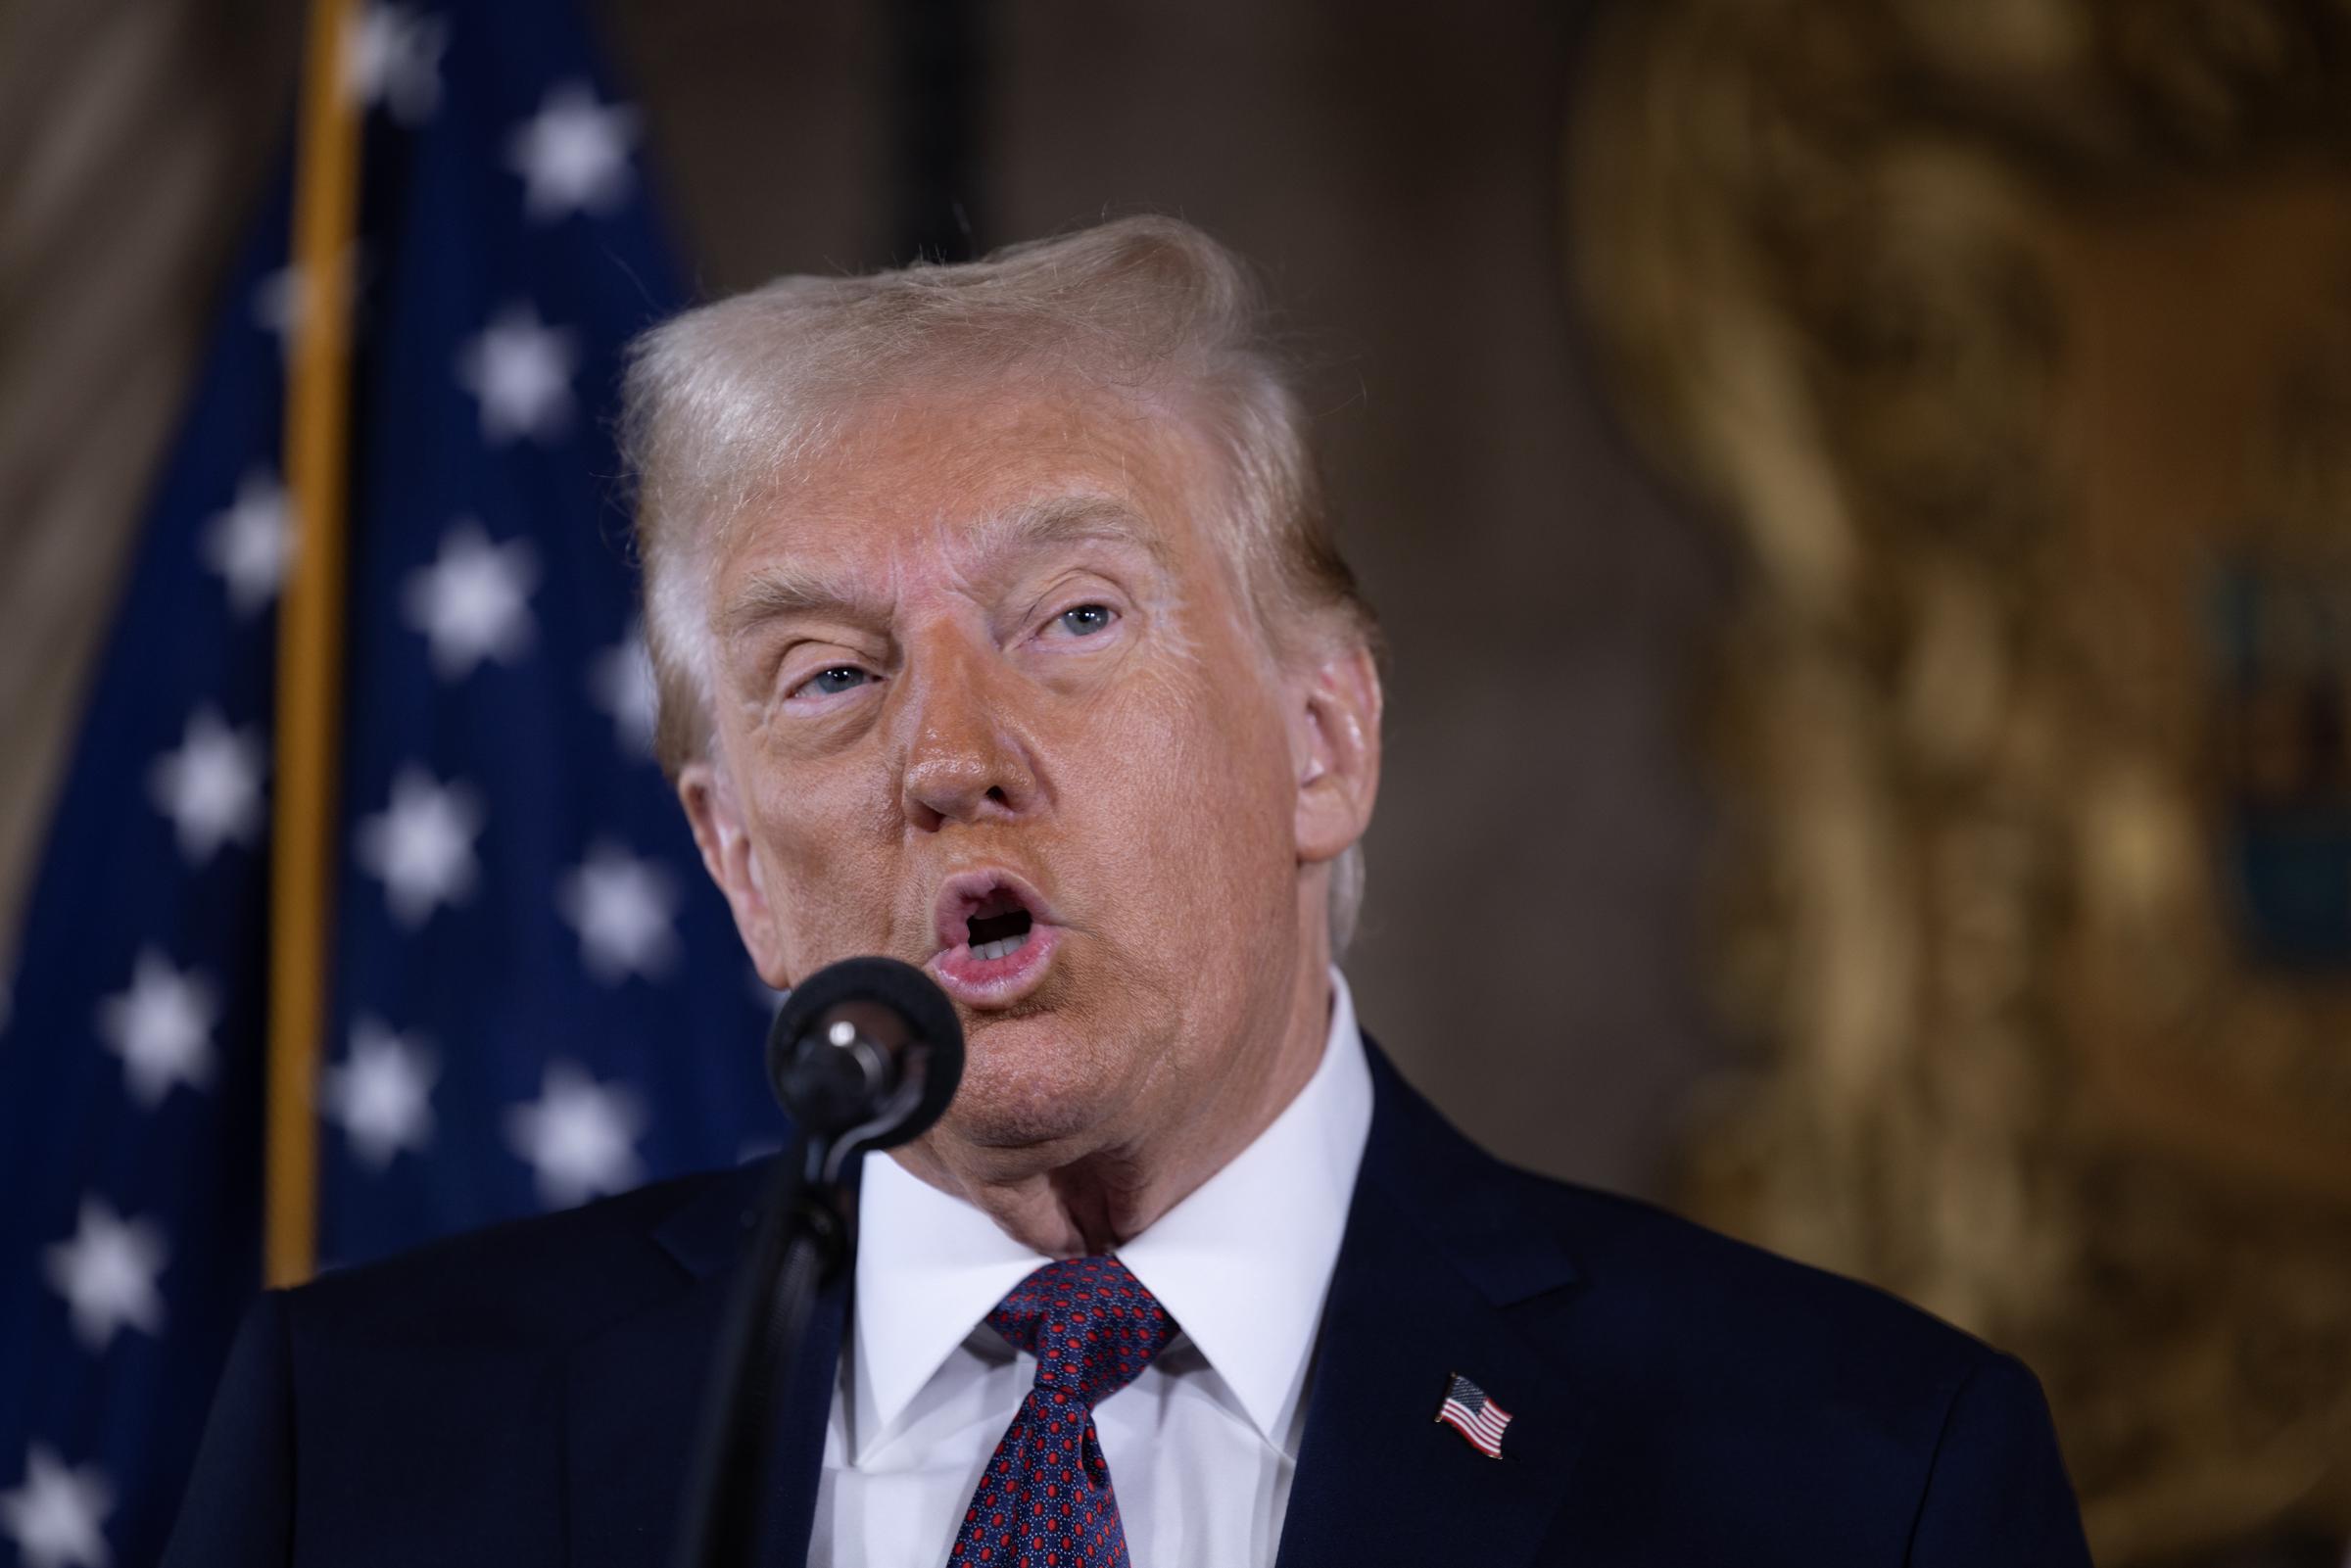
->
[719, 491, 1184, 648]
[936, 492, 1179, 586]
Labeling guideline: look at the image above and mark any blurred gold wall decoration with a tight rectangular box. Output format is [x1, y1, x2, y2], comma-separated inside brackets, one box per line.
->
[1569, 2, 2351, 1561]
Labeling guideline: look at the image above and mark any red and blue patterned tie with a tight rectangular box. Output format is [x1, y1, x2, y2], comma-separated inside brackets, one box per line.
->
[947, 1256, 1176, 1567]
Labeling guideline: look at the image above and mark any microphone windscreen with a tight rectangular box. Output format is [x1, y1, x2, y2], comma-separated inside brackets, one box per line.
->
[765, 956, 964, 1147]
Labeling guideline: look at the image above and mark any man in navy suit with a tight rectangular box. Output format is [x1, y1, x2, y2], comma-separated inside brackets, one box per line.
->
[166, 216, 2092, 1566]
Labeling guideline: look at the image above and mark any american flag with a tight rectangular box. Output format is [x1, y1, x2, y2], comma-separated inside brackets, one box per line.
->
[1435, 1372, 1513, 1458]
[0, 4, 781, 1564]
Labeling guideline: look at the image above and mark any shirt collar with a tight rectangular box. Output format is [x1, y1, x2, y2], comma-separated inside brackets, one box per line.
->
[850, 968, 1374, 1459]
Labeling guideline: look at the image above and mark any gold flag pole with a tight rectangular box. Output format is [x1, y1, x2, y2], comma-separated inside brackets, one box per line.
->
[265, 0, 363, 1288]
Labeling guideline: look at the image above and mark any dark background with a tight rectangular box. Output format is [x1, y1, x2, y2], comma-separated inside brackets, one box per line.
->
[15, 3, 2351, 1559]
[600, 0, 1731, 1196]
[1, 0, 1727, 1199]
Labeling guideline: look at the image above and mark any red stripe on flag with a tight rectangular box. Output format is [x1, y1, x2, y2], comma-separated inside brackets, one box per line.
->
[1436, 1396, 1511, 1457]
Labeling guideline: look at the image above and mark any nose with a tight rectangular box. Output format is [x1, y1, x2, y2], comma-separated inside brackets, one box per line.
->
[893, 631, 1042, 832]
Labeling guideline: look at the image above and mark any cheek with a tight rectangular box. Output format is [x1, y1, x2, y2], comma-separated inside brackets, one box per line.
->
[743, 751, 908, 962]
[1073, 661, 1296, 908]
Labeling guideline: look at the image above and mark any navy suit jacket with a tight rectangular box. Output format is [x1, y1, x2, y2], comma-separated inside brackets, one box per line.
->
[164, 1046, 2092, 1566]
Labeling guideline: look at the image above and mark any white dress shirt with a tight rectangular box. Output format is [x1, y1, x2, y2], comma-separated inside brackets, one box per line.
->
[810, 970, 1373, 1568]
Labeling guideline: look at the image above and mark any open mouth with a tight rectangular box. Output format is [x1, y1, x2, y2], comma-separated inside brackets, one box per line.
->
[930, 870, 1061, 1006]
[964, 889, 1035, 962]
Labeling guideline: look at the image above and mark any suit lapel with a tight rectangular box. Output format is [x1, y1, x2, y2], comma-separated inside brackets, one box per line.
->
[563, 1161, 849, 1568]
[1274, 1047, 1591, 1568]
[559, 1048, 1586, 1568]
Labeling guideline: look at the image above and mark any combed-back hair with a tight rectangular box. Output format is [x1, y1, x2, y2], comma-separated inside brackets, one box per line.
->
[617, 214, 1377, 948]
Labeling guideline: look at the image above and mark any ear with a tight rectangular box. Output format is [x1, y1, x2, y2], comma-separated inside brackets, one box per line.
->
[677, 753, 791, 987]
[1290, 641, 1382, 866]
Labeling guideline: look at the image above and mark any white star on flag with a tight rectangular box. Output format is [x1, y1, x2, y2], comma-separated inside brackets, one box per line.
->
[506, 80, 639, 221]
[251, 265, 303, 349]
[199, 468, 294, 614]
[587, 624, 659, 756]
[403, 521, 540, 679]
[344, 3, 447, 124]
[0, 1445, 113, 1568]
[558, 843, 682, 983]
[147, 707, 264, 864]
[355, 767, 484, 927]
[42, 1198, 168, 1352]
[505, 1062, 647, 1209]
[94, 949, 216, 1109]
[456, 302, 579, 444]
[323, 1018, 439, 1169]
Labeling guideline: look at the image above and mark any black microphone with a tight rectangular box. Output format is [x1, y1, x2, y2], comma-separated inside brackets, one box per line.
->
[765, 955, 964, 1178]
[674, 957, 964, 1568]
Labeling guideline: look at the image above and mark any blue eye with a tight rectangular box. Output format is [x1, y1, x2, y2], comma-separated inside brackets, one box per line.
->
[1056, 604, 1116, 637]
[795, 665, 870, 698]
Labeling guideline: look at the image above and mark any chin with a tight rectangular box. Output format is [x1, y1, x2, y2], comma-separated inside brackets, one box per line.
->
[939, 1009, 1130, 1152]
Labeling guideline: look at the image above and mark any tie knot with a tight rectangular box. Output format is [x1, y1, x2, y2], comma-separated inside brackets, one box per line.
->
[985, 1256, 1176, 1409]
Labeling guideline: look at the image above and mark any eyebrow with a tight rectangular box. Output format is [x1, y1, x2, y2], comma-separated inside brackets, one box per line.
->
[716, 493, 1172, 641]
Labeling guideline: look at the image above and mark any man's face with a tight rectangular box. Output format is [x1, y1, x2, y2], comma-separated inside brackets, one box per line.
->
[684, 375, 1320, 1157]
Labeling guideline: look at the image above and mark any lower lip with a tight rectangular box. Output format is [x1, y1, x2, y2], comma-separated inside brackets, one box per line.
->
[928, 923, 1061, 1007]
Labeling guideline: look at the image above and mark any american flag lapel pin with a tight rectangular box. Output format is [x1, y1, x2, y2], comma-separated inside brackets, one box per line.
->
[1434, 1371, 1512, 1458]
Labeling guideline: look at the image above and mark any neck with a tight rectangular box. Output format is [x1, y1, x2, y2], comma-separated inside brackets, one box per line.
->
[893, 953, 1335, 1256]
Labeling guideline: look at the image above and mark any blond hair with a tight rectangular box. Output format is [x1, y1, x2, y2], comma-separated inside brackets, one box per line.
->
[618, 214, 1376, 945]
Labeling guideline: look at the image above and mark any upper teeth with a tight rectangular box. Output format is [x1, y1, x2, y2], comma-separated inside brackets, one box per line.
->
[972, 934, 1027, 961]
